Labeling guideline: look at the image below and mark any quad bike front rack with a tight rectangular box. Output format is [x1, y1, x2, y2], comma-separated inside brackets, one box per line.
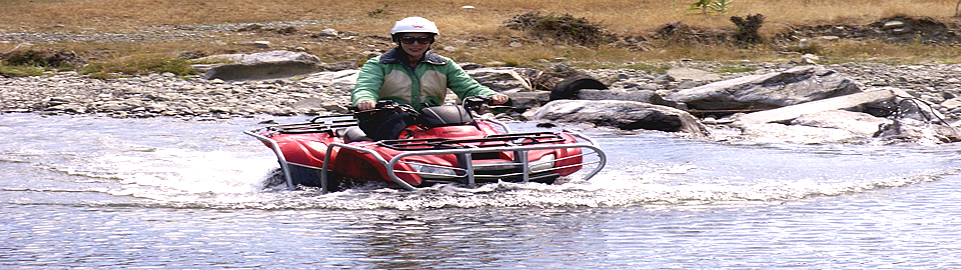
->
[321, 129, 606, 192]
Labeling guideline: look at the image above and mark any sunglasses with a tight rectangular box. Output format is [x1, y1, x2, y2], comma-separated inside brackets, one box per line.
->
[400, 36, 433, 44]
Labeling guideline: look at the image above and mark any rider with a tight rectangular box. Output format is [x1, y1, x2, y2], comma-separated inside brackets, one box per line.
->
[351, 16, 509, 141]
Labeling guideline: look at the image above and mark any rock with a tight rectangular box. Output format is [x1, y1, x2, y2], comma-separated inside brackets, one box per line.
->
[882, 20, 905, 30]
[465, 69, 532, 92]
[734, 87, 906, 124]
[531, 99, 708, 136]
[738, 122, 863, 144]
[237, 50, 321, 64]
[653, 74, 672, 84]
[875, 118, 961, 143]
[317, 28, 338, 37]
[320, 101, 349, 113]
[201, 51, 324, 80]
[800, 54, 819, 65]
[664, 67, 721, 82]
[667, 65, 862, 111]
[577, 89, 677, 107]
[941, 98, 961, 112]
[291, 98, 325, 110]
[239, 40, 271, 48]
[204, 61, 322, 81]
[791, 110, 892, 136]
[301, 69, 360, 93]
[503, 90, 550, 112]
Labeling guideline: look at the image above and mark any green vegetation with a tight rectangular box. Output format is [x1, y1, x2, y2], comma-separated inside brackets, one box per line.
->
[78, 54, 197, 78]
[0, 62, 46, 77]
[689, 0, 733, 15]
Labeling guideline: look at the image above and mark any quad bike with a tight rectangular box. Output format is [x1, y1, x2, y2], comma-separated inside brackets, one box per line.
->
[245, 96, 606, 192]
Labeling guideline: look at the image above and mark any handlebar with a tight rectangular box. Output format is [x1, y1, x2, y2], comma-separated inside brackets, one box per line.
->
[348, 100, 406, 113]
[348, 95, 513, 116]
[464, 95, 514, 114]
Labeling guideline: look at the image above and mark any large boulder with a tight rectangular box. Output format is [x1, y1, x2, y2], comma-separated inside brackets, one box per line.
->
[530, 100, 709, 136]
[578, 89, 678, 107]
[199, 50, 324, 80]
[667, 65, 862, 111]
[730, 110, 892, 144]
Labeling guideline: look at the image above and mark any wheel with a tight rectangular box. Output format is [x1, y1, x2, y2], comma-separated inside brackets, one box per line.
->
[549, 75, 608, 101]
[259, 167, 288, 190]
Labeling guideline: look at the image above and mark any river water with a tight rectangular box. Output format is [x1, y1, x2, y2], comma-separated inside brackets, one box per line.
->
[1, 113, 959, 269]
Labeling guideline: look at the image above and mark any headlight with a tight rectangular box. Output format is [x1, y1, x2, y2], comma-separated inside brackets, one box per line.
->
[407, 162, 458, 179]
[528, 154, 555, 173]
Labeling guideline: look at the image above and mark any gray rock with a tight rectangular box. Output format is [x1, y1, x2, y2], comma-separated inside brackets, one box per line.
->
[317, 28, 338, 37]
[875, 118, 961, 143]
[734, 87, 905, 124]
[577, 89, 677, 107]
[502, 90, 550, 113]
[205, 61, 322, 81]
[201, 50, 325, 80]
[531, 99, 708, 136]
[667, 65, 862, 111]
[737, 122, 863, 144]
[466, 69, 532, 92]
[882, 20, 905, 30]
[791, 110, 891, 136]
[664, 67, 721, 82]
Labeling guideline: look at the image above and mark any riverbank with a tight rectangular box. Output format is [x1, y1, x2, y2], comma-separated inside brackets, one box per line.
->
[2, 60, 959, 122]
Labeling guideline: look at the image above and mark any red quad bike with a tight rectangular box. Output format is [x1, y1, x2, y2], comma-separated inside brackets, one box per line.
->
[245, 96, 607, 192]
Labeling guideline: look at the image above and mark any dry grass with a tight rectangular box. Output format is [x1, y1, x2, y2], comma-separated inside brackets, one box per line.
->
[2, 0, 960, 72]
[3, 0, 957, 35]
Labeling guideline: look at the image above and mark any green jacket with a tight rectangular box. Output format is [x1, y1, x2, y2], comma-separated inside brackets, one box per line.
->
[351, 48, 498, 110]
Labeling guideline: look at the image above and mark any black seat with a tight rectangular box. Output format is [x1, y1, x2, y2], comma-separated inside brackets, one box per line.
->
[343, 126, 372, 143]
[418, 105, 473, 127]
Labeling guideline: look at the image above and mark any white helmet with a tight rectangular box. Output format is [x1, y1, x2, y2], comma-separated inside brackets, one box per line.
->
[390, 17, 439, 35]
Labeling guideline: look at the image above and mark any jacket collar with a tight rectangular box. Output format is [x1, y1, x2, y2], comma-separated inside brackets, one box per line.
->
[379, 48, 446, 66]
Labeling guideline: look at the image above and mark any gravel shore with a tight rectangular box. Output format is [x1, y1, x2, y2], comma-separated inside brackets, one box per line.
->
[3, 61, 961, 123]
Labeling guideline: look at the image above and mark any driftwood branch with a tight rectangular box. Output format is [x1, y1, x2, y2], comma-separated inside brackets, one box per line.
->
[956, 0, 961, 17]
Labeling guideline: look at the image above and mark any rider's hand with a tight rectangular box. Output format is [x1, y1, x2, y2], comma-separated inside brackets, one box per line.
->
[356, 100, 376, 111]
[490, 94, 509, 105]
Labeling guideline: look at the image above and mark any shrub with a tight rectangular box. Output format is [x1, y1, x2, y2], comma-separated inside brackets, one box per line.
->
[0, 48, 83, 77]
[504, 12, 612, 47]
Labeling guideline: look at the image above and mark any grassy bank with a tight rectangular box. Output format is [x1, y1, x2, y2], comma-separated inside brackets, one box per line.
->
[1, 0, 960, 76]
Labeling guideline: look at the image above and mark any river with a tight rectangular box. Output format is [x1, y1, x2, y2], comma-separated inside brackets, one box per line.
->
[1, 113, 959, 269]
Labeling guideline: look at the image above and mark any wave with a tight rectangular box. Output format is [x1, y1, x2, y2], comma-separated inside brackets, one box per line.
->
[11, 166, 954, 211]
